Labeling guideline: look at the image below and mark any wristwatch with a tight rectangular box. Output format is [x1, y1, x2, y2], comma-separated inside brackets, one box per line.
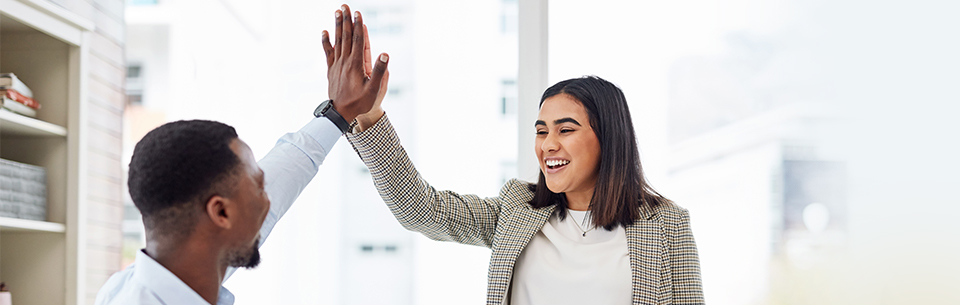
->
[314, 99, 351, 133]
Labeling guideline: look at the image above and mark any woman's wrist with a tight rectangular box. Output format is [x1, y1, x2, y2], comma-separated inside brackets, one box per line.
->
[353, 108, 385, 133]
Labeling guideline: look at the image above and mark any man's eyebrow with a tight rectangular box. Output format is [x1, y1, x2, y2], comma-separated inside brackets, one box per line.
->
[554, 117, 581, 126]
[535, 120, 546, 126]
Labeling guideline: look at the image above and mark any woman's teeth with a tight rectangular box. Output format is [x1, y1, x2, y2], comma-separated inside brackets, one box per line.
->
[546, 159, 570, 168]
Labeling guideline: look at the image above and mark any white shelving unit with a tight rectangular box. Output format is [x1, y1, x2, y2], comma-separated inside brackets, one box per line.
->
[0, 108, 69, 137]
[0, 216, 66, 233]
[0, 0, 93, 304]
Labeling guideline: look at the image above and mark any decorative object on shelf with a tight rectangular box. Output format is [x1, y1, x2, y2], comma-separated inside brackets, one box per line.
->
[0, 282, 10, 305]
[0, 73, 40, 118]
[0, 158, 47, 221]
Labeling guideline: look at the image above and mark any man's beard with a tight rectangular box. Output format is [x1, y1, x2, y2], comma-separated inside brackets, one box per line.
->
[227, 237, 261, 269]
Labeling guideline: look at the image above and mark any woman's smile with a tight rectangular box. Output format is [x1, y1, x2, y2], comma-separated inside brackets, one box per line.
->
[544, 157, 570, 173]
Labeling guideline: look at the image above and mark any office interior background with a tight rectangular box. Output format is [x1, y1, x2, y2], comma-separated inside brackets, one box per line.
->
[0, 0, 957, 304]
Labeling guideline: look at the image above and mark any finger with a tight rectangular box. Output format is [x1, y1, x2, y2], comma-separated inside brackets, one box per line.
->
[376, 70, 390, 105]
[363, 24, 372, 77]
[351, 11, 365, 65]
[322, 30, 335, 68]
[334, 9, 343, 59]
[369, 53, 389, 93]
[340, 4, 353, 58]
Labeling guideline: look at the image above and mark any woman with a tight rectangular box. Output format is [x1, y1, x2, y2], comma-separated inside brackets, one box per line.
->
[342, 74, 703, 305]
[324, 12, 701, 302]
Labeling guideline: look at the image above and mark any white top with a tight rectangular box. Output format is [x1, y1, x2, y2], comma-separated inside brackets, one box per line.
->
[94, 117, 342, 305]
[511, 209, 632, 305]
[96, 249, 237, 305]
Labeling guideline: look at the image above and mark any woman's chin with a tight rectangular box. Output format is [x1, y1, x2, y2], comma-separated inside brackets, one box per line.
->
[544, 182, 565, 194]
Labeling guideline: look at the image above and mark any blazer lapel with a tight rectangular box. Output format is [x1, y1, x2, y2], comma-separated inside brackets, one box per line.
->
[486, 204, 555, 305]
[626, 211, 668, 305]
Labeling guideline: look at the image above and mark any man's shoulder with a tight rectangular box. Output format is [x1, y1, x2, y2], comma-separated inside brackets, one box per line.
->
[94, 263, 162, 305]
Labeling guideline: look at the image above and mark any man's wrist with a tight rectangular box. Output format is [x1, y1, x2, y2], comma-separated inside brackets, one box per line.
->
[314, 100, 352, 133]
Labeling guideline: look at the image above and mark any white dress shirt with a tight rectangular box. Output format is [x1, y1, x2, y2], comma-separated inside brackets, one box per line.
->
[94, 117, 342, 305]
[511, 209, 632, 305]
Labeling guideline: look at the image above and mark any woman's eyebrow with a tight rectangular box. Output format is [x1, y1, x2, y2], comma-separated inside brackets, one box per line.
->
[554, 117, 581, 126]
[535, 118, 582, 127]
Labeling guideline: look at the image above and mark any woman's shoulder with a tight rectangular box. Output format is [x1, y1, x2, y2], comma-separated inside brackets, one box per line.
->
[655, 199, 688, 214]
[498, 178, 536, 208]
[649, 199, 691, 225]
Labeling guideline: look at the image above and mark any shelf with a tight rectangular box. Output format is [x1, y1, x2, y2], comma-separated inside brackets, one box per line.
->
[0, 0, 93, 304]
[0, 216, 65, 233]
[0, 108, 67, 137]
[0, 0, 94, 46]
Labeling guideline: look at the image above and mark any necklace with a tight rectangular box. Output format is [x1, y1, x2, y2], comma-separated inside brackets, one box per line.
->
[570, 210, 595, 237]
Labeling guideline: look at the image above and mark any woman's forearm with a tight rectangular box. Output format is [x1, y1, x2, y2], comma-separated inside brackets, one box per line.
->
[345, 114, 502, 247]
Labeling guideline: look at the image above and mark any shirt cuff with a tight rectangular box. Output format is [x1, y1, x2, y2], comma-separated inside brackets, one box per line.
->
[299, 117, 342, 153]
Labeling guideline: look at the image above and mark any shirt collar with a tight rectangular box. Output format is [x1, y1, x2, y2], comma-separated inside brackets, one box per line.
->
[132, 249, 236, 305]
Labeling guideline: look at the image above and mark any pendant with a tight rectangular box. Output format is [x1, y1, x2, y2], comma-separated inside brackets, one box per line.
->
[582, 232, 586, 237]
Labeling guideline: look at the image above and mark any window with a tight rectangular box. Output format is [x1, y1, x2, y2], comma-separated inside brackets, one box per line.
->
[126, 92, 143, 106]
[125, 64, 143, 106]
[500, 0, 518, 35]
[500, 78, 517, 116]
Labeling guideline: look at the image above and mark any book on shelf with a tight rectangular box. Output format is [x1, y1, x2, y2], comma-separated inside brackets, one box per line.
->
[0, 72, 34, 98]
[1, 88, 40, 109]
[1, 91, 38, 117]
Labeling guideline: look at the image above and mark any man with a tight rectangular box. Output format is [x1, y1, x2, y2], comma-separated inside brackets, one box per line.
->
[95, 5, 386, 305]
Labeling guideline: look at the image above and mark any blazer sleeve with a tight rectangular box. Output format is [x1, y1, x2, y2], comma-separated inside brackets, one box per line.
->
[671, 209, 706, 304]
[344, 114, 506, 248]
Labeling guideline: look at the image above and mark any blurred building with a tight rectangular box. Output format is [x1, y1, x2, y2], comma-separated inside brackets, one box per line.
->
[666, 31, 847, 304]
[337, 1, 518, 304]
[333, 1, 417, 304]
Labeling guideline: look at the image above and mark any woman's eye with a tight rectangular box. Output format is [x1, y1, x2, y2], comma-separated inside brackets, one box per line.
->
[536, 130, 547, 135]
[560, 129, 573, 133]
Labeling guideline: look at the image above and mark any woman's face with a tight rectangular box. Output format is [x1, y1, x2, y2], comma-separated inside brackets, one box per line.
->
[535, 93, 602, 195]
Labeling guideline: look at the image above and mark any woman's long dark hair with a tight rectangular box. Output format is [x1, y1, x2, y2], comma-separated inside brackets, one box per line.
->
[528, 76, 668, 230]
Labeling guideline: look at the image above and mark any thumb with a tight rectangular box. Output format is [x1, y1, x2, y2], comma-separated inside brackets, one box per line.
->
[369, 53, 389, 92]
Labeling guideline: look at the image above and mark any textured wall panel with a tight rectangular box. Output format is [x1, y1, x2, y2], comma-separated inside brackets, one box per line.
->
[48, 0, 127, 303]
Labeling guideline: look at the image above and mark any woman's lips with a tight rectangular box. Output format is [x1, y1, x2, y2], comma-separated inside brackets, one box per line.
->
[544, 160, 569, 174]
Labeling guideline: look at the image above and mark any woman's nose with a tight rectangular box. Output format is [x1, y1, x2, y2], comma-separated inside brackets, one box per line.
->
[541, 133, 560, 152]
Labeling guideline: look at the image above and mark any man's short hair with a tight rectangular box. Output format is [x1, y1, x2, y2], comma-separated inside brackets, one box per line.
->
[128, 120, 240, 238]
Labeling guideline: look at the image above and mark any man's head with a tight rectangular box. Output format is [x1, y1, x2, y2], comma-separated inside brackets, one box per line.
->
[128, 120, 270, 268]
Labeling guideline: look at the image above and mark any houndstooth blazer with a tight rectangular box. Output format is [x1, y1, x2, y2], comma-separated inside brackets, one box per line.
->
[346, 115, 705, 305]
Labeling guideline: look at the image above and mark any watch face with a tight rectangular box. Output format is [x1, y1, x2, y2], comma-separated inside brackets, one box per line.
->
[314, 100, 332, 117]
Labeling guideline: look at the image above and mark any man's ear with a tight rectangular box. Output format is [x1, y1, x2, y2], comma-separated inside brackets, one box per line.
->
[205, 195, 235, 230]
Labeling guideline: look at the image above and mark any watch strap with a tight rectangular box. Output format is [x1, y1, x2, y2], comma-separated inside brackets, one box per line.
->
[316, 100, 351, 134]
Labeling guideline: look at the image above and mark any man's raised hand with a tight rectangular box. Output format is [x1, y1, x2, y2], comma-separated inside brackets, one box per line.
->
[321, 4, 388, 122]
